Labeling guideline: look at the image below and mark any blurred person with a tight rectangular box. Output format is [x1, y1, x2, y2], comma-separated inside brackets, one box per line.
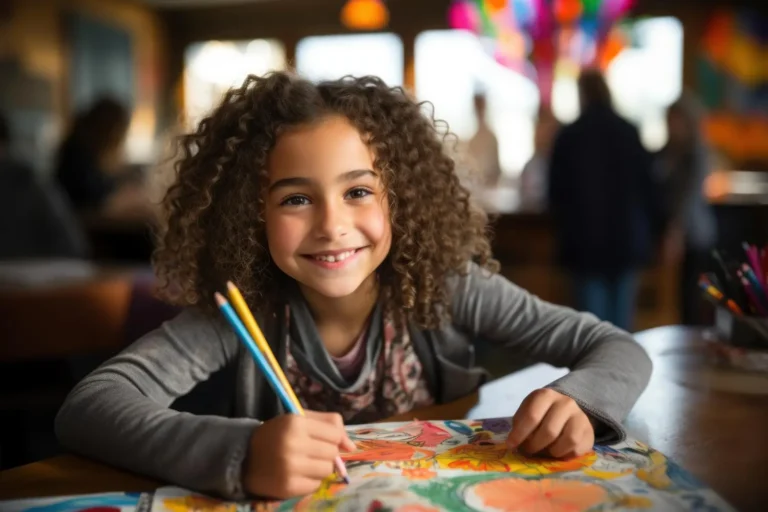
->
[0, 112, 87, 259]
[547, 69, 664, 331]
[656, 95, 717, 325]
[520, 106, 560, 209]
[55, 97, 153, 223]
[467, 93, 502, 187]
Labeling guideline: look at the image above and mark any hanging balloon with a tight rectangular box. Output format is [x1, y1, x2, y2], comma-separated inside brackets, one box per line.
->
[558, 26, 576, 61]
[484, 0, 508, 15]
[530, 0, 554, 40]
[579, 17, 599, 65]
[597, 27, 626, 69]
[488, 2, 514, 34]
[554, 0, 583, 25]
[448, 0, 482, 32]
[581, 16, 599, 39]
[476, 0, 499, 36]
[511, 0, 535, 29]
[533, 38, 556, 106]
[600, 0, 633, 24]
[582, 0, 602, 16]
[498, 28, 527, 60]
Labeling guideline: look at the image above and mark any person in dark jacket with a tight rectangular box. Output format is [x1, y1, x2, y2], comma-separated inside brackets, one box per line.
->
[547, 69, 663, 331]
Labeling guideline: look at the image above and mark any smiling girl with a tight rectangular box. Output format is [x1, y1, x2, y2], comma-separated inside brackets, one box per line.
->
[55, 72, 652, 501]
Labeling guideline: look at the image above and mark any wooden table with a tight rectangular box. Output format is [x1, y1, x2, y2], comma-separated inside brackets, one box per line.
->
[2, 326, 767, 510]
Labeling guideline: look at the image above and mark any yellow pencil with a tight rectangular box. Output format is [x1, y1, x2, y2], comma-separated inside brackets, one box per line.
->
[226, 282, 302, 409]
[226, 281, 350, 484]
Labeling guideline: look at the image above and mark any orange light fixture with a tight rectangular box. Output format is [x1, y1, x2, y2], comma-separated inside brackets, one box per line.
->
[341, 0, 389, 31]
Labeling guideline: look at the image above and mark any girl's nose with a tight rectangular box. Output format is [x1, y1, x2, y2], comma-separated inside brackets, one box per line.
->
[315, 199, 349, 240]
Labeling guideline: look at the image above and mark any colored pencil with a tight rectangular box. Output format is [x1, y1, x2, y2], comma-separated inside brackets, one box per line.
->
[698, 280, 744, 316]
[711, 249, 748, 311]
[744, 243, 765, 288]
[702, 272, 723, 291]
[741, 264, 768, 309]
[737, 272, 768, 316]
[217, 289, 350, 484]
[215, 293, 297, 410]
[226, 282, 302, 410]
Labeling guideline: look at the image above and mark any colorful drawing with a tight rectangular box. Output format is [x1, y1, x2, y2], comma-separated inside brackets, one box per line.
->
[151, 488, 253, 512]
[394, 421, 452, 447]
[466, 478, 609, 511]
[159, 494, 239, 512]
[10, 419, 734, 511]
[155, 418, 737, 510]
[435, 441, 597, 473]
[343, 439, 436, 463]
[0, 492, 145, 512]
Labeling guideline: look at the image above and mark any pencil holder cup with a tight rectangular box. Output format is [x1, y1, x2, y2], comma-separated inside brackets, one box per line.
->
[715, 307, 768, 350]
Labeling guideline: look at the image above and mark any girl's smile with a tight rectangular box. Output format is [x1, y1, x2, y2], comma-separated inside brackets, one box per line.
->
[302, 246, 369, 270]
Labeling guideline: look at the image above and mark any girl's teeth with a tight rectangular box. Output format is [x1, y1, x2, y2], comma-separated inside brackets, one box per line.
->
[315, 250, 355, 263]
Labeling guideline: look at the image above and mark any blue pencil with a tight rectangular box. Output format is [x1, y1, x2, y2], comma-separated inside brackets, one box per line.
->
[215, 293, 298, 413]
[214, 292, 351, 484]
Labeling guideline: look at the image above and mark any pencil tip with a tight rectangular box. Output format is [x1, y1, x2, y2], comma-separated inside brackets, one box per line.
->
[214, 292, 226, 306]
[226, 281, 235, 290]
[343, 476, 350, 485]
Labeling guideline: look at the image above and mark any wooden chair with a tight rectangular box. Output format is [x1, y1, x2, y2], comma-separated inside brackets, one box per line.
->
[0, 277, 133, 363]
[0, 276, 133, 469]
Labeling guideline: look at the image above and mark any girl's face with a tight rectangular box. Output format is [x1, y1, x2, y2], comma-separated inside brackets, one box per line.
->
[265, 115, 392, 300]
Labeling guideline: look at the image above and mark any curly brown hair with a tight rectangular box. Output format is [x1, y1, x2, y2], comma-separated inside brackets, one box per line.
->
[153, 71, 498, 329]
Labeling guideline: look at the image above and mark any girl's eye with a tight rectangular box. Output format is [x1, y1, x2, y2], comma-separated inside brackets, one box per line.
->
[280, 195, 310, 207]
[346, 187, 372, 200]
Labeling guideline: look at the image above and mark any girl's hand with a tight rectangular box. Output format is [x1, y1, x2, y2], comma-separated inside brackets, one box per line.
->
[506, 388, 594, 458]
[244, 410, 356, 499]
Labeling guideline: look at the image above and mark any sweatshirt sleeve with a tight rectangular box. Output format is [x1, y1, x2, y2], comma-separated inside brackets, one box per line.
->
[451, 263, 652, 443]
[54, 308, 260, 499]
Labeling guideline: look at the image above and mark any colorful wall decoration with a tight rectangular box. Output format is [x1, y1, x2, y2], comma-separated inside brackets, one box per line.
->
[698, 10, 768, 167]
[447, 0, 634, 106]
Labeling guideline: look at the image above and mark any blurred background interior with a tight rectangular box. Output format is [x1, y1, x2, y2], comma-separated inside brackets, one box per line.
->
[1, 0, 767, 471]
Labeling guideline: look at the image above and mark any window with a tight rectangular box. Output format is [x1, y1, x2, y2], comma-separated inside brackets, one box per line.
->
[295, 33, 404, 86]
[415, 30, 539, 179]
[606, 16, 684, 150]
[184, 39, 286, 127]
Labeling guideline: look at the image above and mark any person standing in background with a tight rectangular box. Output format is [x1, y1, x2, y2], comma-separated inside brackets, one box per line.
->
[467, 93, 502, 188]
[657, 95, 717, 325]
[520, 106, 560, 210]
[547, 69, 664, 331]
